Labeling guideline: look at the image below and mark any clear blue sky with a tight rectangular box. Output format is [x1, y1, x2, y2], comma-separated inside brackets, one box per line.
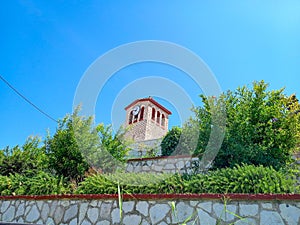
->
[1, 1, 300, 149]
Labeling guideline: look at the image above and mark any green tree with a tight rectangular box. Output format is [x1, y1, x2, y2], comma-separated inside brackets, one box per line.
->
[46, 107, 131, 178]
[46, 115, 89, 182]
[161, 127, 182, 156]
[72, 106, 131, 173]
[96, 124, 131, 163]
[193, 81, 300, 170]
[83, 123, 131, 173]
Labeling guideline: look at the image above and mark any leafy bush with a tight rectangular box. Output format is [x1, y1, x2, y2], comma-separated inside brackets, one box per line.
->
[0, 171, 70, 196]
[0, 137, 48, 176]
[201, 164, 299, 194]
[0, 164, 297, 195]
[0, 175, 11, 196]
[76, 172, 186, 194]
[76, 165, 299, 194]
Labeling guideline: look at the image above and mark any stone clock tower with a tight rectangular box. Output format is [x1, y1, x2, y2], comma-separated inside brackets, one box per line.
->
[124, 97, 172, 142]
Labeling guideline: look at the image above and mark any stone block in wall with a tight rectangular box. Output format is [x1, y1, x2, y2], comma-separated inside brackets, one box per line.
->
[111, 208, 120, 224]
[25, 205, 40, 223]
[86, 207, 99, 223]
[136, 201, 149, 217]
[197, 201, 212, 213]
[151, 165, 163, 172]
[213, 203, 237, 223]
[260, 211, 285, 225]
[279, 204, 300, 225]
[239, 203, 258, 217]
[261, 203, 273, 209]
[149, 204, 170, 224]
[171, 202, 194, 224]
[122, 214, 142, 225]
[198, 208, 217, 225]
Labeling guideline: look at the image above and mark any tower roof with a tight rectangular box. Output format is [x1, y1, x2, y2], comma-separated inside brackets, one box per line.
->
[125, 97, 172, 115]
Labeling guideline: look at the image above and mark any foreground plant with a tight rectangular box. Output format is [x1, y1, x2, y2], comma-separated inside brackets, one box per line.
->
[76, 164, 299, 195]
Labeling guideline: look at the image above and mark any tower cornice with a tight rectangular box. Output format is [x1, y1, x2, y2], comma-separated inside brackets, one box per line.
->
[125, 97, 172, 115]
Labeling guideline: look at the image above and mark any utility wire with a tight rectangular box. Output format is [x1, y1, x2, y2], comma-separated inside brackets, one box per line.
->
[0, 74, 58, 123]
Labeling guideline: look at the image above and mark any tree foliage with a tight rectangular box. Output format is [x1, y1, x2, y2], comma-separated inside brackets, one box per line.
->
[161, 127, 182, 156]
[161, 122, 200, 157]
[193, 80, 300, 169]
[0, 137, 48, 176]
[96, 124, 131, 166]
[46, 107, 131, 179]
[72, 106, 131, 173]
[46, 115, 89, 182]
[79, 122, 131, 173]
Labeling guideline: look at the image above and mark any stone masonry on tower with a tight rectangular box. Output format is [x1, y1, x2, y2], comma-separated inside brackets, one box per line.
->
[124, 97, 172, 143]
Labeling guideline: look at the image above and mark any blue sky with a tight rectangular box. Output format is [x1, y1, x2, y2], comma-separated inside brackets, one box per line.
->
[0, 1, 300, 149]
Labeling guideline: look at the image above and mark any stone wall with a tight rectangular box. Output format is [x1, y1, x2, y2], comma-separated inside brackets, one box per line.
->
[126, 155, 199, 174]
[0, 194, 299, 225]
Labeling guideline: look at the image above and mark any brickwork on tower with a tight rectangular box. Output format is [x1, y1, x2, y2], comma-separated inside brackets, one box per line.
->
[124, 97, 172, 142]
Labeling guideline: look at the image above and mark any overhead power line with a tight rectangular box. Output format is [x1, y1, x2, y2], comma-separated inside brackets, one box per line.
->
[0, 74, 58, 123]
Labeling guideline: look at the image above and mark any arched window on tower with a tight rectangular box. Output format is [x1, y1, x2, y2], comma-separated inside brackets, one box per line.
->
[161, 114, 165, 127]
[139, 106, 144, 121]
[156, 111, 160, 124]
[129, 111, 133, 124]
[151, 108, 155, 120]
[133, 113, 138, 123]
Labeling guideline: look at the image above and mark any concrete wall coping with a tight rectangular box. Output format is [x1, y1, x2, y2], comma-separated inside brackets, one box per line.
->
[127, 154, 198, 162]
[1, 193, 299, 201]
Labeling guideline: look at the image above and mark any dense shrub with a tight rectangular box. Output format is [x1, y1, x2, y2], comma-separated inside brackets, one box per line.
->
[76, 172, 186, 194]
[0, 164, 297, 195]
[201, 164, 299, 194]
[76, 165, 299, 194]
[0, 171, 70, 196]
[0, 137, 48, 176]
